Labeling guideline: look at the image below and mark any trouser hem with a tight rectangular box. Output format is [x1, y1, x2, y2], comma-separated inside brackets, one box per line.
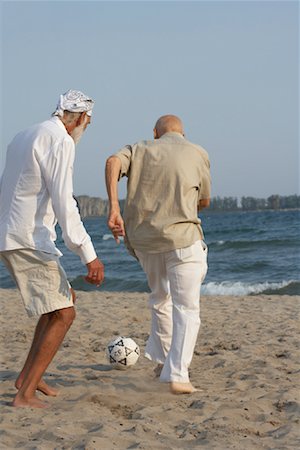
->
[144, 352, 165, 365]
[159, 377, 190, 383]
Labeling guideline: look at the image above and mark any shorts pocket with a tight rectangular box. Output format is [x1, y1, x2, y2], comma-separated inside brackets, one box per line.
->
[25, 263, 61, 292]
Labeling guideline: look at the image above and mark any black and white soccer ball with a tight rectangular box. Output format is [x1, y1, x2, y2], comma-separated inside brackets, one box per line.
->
[106, 336, 140, 369]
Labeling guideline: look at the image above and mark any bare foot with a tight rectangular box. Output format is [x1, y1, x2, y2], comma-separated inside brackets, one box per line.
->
[36, 379, 59, 396]
[15, 379, 59, 397]
[12, 394, 48, 409]
[153, 364, 164, 378]
[170, 381, 202, 394]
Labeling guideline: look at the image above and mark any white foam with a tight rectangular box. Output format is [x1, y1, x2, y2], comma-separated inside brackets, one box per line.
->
[202, 280, 292, 296]
[103, 234, 124, 241]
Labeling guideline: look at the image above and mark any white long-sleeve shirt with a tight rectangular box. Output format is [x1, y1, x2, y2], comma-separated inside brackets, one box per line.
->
[0, 116, 97, 264]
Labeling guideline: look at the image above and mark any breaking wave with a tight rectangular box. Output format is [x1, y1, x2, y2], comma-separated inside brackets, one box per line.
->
[70, 277, 299, 296]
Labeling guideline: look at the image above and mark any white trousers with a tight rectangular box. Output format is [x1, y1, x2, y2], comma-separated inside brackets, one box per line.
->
[135, 240, 208, 383]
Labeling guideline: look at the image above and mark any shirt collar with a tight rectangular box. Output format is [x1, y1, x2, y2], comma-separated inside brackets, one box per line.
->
[49, 116, 68, 134]
[159, 131, 185, 140]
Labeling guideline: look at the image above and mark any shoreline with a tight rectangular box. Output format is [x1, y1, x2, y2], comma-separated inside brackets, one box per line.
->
[0, 289, 299, 449]
[1, 283, 299, 296]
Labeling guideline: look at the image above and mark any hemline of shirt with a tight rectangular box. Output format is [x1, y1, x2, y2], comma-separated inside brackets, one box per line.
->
[126, 225, 204, 255]
[0, 238, 97, 265]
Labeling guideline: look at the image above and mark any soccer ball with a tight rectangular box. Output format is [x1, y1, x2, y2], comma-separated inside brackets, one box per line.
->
[106, 336, 140, 369]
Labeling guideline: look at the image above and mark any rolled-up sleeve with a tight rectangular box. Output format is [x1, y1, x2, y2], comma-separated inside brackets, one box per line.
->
[198, 153, 211, 201]
[114, 145, 132, 178]
[41, 138, 97, 265]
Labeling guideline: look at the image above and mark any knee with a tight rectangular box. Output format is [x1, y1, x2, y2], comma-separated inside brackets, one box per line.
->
[174, 301, 200, 316]
[149, 292, 171, 309]
[54, 307, 76, 328]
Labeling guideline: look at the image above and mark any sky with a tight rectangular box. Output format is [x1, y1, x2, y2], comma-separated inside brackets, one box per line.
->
[1, 0, 299, 200]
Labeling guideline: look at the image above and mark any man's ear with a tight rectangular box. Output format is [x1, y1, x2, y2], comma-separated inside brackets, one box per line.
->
[77, 112, 87, 126]
[153, 128, 158, 139]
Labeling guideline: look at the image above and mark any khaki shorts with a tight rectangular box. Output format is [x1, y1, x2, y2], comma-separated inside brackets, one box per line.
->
[0, 249, 73, 317]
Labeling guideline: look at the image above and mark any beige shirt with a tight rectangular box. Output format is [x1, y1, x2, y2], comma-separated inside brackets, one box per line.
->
[115, 132, 211, 253]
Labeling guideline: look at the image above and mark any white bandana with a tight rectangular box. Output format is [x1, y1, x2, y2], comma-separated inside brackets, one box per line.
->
[53, 89, 95, 117]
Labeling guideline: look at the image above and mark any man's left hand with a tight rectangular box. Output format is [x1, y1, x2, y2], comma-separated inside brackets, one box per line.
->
[108, 210, 125, 244]
[85, 258, 105, 286]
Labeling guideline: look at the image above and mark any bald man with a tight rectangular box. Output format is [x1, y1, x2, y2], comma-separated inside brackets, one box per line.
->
[105, 115, 211, 394]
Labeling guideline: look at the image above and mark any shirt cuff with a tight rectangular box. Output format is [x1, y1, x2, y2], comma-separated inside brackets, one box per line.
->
[78, 241, 98, 265]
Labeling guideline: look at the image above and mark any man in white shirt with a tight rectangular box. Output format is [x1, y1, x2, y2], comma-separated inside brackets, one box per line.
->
[0, 89, 104, 408]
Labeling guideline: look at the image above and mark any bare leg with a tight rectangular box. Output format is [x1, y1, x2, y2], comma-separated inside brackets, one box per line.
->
[15, 315, 58, 396]
[16, 288, 76, 396]
[13, 306, 75, 408]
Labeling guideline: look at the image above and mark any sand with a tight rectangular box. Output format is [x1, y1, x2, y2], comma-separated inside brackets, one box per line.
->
[0, 288, 299, 450]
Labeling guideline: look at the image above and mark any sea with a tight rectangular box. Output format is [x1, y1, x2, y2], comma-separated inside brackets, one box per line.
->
[0, 210, 299, 296]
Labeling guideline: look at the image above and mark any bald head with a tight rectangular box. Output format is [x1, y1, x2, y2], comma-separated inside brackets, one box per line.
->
[154, 115, 184, 139]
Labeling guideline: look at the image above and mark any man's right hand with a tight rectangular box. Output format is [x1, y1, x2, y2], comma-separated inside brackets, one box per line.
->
[107, 210, 125, 244]
[85, 258, 104, 286]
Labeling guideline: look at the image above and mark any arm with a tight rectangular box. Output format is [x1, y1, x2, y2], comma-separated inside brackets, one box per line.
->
[41, 139, 104, 286]
[198, 198, 210, 212]
[105, 156, 125, 244]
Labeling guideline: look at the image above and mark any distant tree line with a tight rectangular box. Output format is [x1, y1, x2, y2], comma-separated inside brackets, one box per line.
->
[76, 194, 299, 217]
[209, 195, 300, 211]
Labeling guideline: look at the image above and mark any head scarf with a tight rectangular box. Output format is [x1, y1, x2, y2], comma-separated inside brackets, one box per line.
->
[53, 89, 95, 117]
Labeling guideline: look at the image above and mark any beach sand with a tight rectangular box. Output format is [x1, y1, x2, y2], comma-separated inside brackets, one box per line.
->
[0, 288, 299, 449]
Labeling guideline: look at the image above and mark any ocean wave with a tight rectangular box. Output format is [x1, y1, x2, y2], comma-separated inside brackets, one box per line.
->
[102, 234, 124, 241]
[1, 276, 299, 296]
[69, 276, 299, 296]
[214, 240, 225, 246]
[202, 280, 300, 296]
[208, 238, 299, 250]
